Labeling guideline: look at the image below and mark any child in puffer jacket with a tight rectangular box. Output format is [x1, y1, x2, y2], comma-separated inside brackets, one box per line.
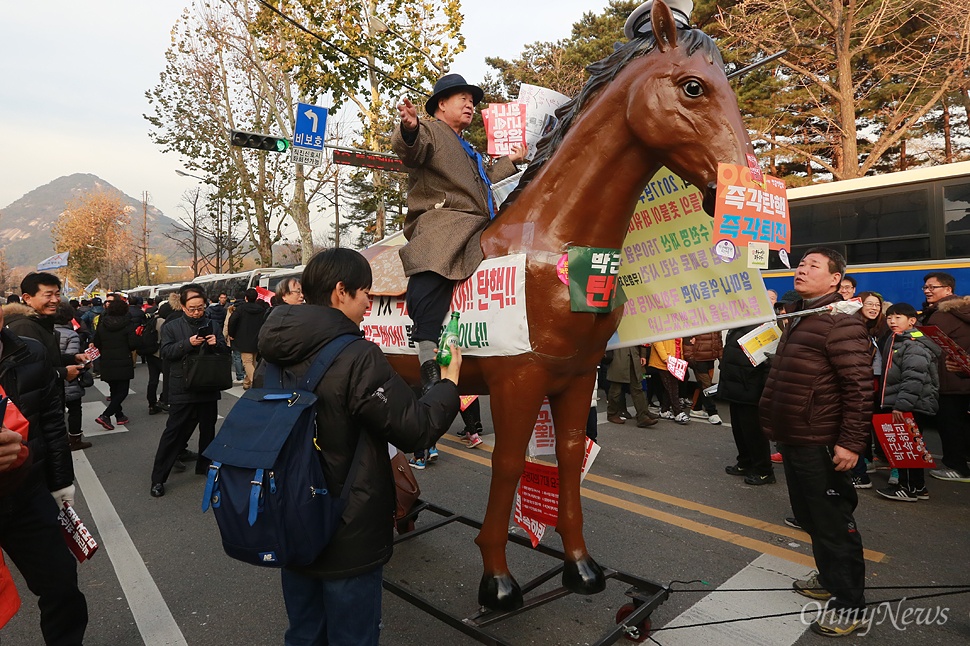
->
[876, 302, 941, 502]
[54, 303, 92, 450]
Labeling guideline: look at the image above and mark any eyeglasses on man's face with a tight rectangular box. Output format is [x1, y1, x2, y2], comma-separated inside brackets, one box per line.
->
[184, 305, 206, 313]
[922, 285, 947, 292]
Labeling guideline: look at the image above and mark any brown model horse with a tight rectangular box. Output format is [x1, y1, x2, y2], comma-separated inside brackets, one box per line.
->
[387, 0, 755, 612]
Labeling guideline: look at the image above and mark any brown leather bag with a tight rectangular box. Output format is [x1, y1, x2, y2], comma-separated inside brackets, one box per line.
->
[390, 450, 420, 524]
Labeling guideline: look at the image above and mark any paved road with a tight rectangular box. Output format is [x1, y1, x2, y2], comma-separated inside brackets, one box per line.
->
[4, 363, 970, 645]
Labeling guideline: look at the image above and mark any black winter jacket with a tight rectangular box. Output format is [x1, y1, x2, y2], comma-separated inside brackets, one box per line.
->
[256, 303, 460, 579]
[227, 302, 267, 353]
[160, 314, 230, 403]
[94, 314, 138, 382]
[0, 329, 73, 495]
[879, 330, 941, 415]
[719, 325, 771, 405]
[3, 303, 76, 381]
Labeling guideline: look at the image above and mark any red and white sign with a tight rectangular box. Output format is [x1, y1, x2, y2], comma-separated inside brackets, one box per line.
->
[362, 254, 529, 357]
[483, 103, 527, 157]
[667, 356, 688, 381]
[58, 503, 99, 562]
[713, 163, 790, 251]
[513, 438, 601, 548]
[916, 325, 970, 376]
[528, 398, 556, 456]
[872, 413, 936, 468]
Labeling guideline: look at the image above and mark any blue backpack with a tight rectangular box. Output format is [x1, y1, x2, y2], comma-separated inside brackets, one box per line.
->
[201, 333, 364, 568]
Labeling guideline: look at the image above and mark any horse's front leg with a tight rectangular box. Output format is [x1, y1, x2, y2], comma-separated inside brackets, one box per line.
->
[548, 373, 606, 595]
[475, 376, 545, 611]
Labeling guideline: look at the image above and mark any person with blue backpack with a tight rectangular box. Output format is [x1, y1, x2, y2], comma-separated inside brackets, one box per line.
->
[249, 247, 461, 646]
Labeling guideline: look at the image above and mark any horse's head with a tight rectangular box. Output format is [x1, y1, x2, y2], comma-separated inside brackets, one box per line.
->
[623, 0, 754, 213]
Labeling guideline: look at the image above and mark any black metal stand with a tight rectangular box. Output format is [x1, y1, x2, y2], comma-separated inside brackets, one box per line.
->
[383, 501, 669, 646]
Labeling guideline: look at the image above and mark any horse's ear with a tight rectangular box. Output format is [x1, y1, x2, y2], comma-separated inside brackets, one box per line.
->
[651, 0, 679, 52]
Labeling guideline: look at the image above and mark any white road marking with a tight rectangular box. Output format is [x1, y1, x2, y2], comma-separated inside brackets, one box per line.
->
[80, 401, 128, 436]
[92, 381, 136, 397]
[72, 452, 188, 645]
[656, 553, 813, 645]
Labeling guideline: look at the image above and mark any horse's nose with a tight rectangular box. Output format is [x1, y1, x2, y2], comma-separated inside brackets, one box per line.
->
[702, 182, 717, 217]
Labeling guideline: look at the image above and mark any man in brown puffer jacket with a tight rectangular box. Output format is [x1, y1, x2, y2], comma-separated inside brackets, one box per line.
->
[759, 247, 873, 637]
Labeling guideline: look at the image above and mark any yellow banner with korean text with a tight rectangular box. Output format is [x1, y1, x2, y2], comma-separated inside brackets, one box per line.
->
[607, 168, 776, 350]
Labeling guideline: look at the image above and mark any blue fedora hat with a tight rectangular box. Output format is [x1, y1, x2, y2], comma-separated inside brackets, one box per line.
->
[425, 74, 484, 116]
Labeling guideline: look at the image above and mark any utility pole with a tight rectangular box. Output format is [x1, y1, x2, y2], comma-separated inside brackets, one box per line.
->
[141, 192, 151, 285]
[334, 169, 340, 248]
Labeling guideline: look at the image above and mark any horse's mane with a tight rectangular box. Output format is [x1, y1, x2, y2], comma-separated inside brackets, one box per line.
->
[499, 28, 723, 212]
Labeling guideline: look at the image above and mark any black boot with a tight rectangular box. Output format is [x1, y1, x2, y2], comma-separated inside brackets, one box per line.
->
[420, 360, 441, 395]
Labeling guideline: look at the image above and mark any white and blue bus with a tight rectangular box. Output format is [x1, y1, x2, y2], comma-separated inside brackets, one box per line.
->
[763, 161, 970, 304]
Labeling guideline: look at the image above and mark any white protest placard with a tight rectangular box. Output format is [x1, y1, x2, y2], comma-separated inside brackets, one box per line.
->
[362, 254, 529, 357]
[667, 356, 688, 381]
[516, 84, 570, 161]
[737, 321, 782, 366]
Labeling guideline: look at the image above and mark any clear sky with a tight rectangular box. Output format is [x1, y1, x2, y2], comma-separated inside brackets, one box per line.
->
[0, 0, 612, 239]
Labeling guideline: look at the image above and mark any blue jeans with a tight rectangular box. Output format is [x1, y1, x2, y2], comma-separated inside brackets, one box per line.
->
[232, 350, 245, 380]
[281, 566, 383, 646]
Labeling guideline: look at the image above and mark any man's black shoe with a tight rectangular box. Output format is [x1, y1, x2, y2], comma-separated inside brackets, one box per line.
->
[724, 464, 748, 476]
[150, 483, 165, 498]
[743, 472, 776, 486]
[148, 405, 163, 415]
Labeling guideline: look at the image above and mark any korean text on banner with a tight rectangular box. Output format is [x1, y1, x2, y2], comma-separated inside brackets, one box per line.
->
[568, 248, 621, 313]
[362, 254, 529, 357]
[713, 163, 790, 252]
[872, 413, 936, 468]
[513, 439, 601, 548]
[609, 168, 775, 350]
[528, 398, 556, 456]
[483, 103, 527, 157]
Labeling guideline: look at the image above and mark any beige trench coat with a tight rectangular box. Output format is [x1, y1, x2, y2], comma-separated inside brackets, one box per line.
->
[391, 119, 519, 281]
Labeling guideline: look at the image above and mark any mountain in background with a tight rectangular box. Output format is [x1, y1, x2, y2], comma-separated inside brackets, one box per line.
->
[0, 173, 186, 268]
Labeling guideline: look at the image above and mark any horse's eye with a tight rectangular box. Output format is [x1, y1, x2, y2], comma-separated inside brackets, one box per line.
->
[683, 80, 704, 98]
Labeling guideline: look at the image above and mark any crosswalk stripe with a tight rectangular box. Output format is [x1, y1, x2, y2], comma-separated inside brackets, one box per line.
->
[72, 451, 188, 645]
[656, 553, 813, 645]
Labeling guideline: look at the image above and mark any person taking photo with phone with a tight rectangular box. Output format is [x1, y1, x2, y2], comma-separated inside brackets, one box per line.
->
[149, 285, 229, 497]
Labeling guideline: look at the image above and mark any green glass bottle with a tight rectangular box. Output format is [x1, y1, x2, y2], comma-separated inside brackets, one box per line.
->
[436, 311, 461, 366]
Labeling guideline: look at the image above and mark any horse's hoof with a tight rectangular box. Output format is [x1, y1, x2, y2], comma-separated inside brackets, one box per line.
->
[562, 556, 606, 595]
[478, 573, 523, 611]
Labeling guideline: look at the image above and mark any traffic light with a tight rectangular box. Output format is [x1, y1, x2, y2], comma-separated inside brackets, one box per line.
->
[230, 130, 290, 153]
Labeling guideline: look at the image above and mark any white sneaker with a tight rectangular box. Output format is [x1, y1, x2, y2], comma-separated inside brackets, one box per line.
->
[674, 412, 690, 425]
[689, 410, 709, 419]
[660, 410, 675, 419]
[708, 414, 722, 425]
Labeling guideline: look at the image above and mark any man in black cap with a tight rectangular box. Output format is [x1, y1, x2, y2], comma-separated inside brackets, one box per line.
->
[391, 75, 526, 396]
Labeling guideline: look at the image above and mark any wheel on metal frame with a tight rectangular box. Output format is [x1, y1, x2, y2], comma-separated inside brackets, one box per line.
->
[615, 603, 652, 643]
[395, 516, 416, 534]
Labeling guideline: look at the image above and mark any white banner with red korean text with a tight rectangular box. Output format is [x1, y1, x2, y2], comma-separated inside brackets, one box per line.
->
[362, 254, 529, 357]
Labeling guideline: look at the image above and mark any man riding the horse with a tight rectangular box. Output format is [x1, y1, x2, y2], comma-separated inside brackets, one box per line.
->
[392, 74, 527, 444]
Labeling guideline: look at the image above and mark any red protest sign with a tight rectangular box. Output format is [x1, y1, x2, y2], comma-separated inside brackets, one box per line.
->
[483, 103, 526, 156]
[916, 326, 970, 376]
[872, 413, 936, 469]
[516, 461, 559, 527]
[713, 163, 790, 251]
[58, 503, 99, 562]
